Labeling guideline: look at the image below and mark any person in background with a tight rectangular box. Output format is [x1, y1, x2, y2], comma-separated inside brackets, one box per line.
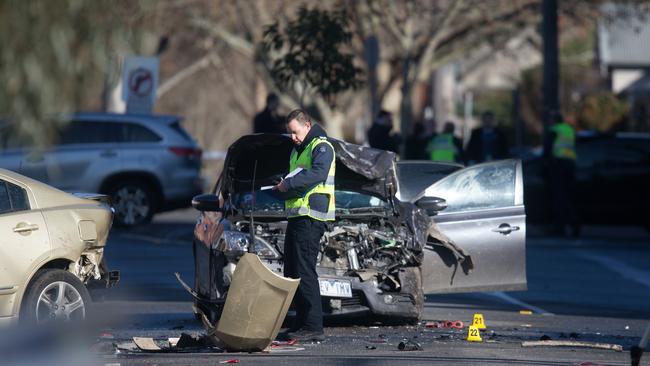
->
[253, 93, 284, 134]
[426, 121, 463, 163]
[405, 122, 430, 160]
[465, 111, 508, 165]
[367, 110, 400, 153]
[544, 112, 580, 238]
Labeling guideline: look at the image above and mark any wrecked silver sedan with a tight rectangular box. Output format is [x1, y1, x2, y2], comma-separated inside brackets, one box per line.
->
[189, 134, 527, 324]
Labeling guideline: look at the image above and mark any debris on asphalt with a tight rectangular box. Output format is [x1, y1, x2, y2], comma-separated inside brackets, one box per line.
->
[365, 345, 377, 350]
[130, 334, 223, 353]
[519, 310, 533, 315]
[133, 337, 165, 352]
[572, 362, 605, 366]
[174, 333, 213, 349]
[219, 359, 240, 364]
[398, 339, 423, 351]
[487, 330, 498, 340]
[424, 320, 464, 329]
[521, 340, 623, 352]
[271, 339, 297, 346]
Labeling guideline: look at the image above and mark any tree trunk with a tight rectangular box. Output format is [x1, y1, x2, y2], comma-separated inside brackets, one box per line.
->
[315, 98, 344, 139]
[399, 57, 413, 158]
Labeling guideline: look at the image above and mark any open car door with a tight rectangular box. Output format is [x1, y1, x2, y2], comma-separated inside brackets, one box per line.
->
[416, 159, 527, 293]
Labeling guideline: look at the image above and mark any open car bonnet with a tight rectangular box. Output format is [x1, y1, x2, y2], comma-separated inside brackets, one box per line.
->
[219, 133, 399, 200]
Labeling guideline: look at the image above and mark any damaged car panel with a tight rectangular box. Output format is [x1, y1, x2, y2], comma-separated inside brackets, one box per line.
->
[405, 160, 527, 293]
[190, 134, 527, 324]
[0, 168, 117, 326]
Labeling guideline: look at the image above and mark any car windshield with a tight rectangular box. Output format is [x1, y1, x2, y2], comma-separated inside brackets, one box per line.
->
[232, 190, 387, 212]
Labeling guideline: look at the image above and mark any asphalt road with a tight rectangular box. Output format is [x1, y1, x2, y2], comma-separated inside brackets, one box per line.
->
[87, 209, 650, 365]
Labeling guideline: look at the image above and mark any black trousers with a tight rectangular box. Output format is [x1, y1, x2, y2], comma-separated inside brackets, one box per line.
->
[550, 158, 579, 233]
[283, 216, 326, 332]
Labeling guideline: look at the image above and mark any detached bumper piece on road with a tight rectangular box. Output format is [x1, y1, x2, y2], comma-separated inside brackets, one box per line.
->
[203, 253, 299, 352]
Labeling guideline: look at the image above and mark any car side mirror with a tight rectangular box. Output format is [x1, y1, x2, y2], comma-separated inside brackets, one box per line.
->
[416, 196, 447, 214]
[192, 194, 222, 212]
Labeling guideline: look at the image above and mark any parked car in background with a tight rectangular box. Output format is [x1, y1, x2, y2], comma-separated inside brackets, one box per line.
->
[0, 168, 118, 326]
[524, 132, 650, 228]
[0, 113, 202, 226]
[186, 134, 527, 325]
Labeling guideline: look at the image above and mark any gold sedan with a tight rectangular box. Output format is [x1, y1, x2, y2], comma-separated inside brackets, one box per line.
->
[0, 168, 116, 326]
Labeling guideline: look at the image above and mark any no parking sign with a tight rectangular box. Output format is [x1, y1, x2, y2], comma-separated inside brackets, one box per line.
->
[122, 56, 159, 114]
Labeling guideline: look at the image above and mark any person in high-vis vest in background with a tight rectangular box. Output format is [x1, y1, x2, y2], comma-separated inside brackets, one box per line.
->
[426, 121, 463, 163]
[545, 112, 580, 237]
[274, 109, 334, 342]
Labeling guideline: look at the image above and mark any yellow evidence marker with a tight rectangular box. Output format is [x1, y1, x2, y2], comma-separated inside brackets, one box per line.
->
[472, 313, 486, 330]
[467, 325, 483, 342]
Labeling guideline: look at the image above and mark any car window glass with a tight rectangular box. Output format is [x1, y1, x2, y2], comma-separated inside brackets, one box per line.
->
[396, 162, 462, 202]
[119, 123, 162, 142]
[335, 191, 387, 209]
[0, 181, 10, 214]
[426, 160, 516, 213]
[231, 190, 386, 212]
[170, 121, 194, 142]
[59, 121, 119, 144]
[8, 182, 29, 211]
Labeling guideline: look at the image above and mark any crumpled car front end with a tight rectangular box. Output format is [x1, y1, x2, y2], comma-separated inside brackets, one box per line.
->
[192, 133, 462, 323]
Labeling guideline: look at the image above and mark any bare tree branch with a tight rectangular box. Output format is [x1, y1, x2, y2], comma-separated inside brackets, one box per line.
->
[190, 16, 255, 57]
[158, 52, 217, 97]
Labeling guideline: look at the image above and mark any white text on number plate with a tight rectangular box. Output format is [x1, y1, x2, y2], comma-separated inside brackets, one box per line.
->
[319, 279, 352, 298]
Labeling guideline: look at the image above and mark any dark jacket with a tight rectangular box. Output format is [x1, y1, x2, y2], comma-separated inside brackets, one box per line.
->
[253, 108, 284, 134]
[465, 127, 508, 164]
[367, 124, 400, 153]
[283, 124, 334, 215]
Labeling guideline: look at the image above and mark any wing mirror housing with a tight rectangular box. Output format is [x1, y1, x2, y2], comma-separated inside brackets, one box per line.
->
[192, 194, 222, 212]
[416, 196, 447, 215]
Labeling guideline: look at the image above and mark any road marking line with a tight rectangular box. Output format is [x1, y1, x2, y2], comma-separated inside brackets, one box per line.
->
[576, 251, 650, 289]
[486, 292, 554, 315]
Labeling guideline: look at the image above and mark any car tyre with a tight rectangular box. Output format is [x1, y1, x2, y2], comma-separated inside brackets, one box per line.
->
[110, 180, 155, 227]
[20, 269, 92, 325]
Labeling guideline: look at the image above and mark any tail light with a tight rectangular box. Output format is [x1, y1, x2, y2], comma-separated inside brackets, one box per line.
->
[169, 147, 202, 159]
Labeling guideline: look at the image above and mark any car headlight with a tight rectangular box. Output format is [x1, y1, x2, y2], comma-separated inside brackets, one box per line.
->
[219, 230, 280, 260]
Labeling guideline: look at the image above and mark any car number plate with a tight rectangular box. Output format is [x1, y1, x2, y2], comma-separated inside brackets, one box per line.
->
[318, 278, 352, 298]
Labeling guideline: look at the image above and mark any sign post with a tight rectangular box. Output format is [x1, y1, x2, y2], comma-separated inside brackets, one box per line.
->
[122, 56, 159, 114]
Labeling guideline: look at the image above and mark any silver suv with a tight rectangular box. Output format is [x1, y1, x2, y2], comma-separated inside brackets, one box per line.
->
[0, 112, 202, 226]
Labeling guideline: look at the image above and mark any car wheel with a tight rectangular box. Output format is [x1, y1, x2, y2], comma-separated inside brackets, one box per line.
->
[110, 180, 155, 227]
[21, 269, 92, 325]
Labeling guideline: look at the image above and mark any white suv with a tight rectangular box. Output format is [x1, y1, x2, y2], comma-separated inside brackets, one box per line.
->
[0, 113, 203, 226]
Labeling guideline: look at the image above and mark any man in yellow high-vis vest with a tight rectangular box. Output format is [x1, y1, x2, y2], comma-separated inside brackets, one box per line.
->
[426, 121, 463, 163]
[544, 112, 580, 237]
[273, 109, 335, 342]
